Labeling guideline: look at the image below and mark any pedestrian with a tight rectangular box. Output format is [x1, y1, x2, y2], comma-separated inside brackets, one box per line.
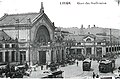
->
[111, 68, 113, 73]
[25, 63, 29, 71]
[96, 74, 99, 78]
[41, 65, 43, 70]
[93, 72, 95, 78]
[77, 61, 78, 66]
[36, 61, 38, 67]
[46, 63, 48, 70]
[118, 66, 120, 70]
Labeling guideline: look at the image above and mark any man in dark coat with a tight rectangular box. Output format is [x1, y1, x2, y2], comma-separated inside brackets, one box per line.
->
[77, 61, 78, 66]
[25, 63, 29, 71]
[93, 72, 95, 78]
[118, 66, 120, 70]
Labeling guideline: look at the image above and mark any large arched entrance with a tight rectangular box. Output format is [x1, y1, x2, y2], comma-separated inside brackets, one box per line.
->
[35, 25, 50, 45]
[34, 25, 51, 65]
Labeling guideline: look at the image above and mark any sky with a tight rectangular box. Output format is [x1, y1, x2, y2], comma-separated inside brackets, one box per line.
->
[0, 0, 120, 29]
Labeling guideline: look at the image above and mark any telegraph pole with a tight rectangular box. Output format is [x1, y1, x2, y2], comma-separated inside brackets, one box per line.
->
[118, 0, 120, 5]
[94, 37, 96, 57]
[110, 29, 112, 55]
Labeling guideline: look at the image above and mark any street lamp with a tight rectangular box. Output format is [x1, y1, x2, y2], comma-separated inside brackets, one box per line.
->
[115, 0, 120, 5]
[117, 0, 120, 5]
[15, 19, 19, 64]
[27, 18, 32, 66]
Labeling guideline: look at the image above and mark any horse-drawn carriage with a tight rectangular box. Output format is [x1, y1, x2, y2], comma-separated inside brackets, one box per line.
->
[48, 63, 58, 71]
[42, 70, 64, 78]
[0, 63, 30, 78]
[0, 63, 7, 77]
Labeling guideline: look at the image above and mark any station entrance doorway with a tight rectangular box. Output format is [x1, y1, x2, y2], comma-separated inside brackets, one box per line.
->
[39, 51, 46, 65]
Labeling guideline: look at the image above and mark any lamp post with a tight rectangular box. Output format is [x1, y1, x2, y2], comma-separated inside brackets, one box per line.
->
[117, 0, 120, 5]
[16, 19, 19, 64]
[110, 29, 112, 55]
[94, 37, 96, 57]
[27, 18, 32, 66]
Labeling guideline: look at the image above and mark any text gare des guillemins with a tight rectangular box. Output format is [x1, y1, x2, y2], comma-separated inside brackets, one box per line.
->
[59, 1, 106, 5]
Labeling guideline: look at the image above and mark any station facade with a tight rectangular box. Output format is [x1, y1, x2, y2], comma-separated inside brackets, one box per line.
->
[0, 2, 66, 65]
[0, 2, 120, 65]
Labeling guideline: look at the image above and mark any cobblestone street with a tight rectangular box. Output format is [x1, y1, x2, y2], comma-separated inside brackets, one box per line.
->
[27, 56, 120, 78]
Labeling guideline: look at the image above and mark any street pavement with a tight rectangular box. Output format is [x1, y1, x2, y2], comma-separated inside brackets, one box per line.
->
[27, 57, 120, 78]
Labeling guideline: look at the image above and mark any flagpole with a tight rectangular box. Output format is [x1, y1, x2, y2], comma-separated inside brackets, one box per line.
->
[110, 29, 112, 56]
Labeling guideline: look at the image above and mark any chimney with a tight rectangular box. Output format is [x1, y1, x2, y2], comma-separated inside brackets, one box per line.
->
[88, 25, 90, 28]
[52, 22, 55, 26]
[81, 24, 83, 29]
[27, 18, 31, 24]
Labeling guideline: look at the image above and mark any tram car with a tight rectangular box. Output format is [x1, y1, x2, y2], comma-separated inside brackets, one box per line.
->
[83, 59, 91, 71]
[99, 59, 115, 73]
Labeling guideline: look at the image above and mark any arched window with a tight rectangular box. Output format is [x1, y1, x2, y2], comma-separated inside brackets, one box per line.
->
[86, 38, 91, 42]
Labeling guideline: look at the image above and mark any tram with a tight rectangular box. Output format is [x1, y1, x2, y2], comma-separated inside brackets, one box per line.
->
[83, 59, 91, 71]
[99, 59, 115, 73]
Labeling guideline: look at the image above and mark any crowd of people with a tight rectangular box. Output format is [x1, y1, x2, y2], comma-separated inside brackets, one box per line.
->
[0, 62, 29, 78]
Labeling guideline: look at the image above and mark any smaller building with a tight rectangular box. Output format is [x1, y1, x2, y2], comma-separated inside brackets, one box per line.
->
[64, 32, 120, 59]
[0, 30, 18, 64]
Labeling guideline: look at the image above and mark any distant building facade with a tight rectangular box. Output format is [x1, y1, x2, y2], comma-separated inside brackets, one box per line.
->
[64, 32, 120, 59]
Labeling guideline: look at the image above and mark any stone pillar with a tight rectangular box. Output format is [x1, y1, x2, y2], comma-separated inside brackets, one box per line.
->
[75, 49, 77, 54]
[60, 48, 62, 61]
[30, 49, 33, 65]
[14, 51, 16, 62]
[108, 46, 110, 53]
[53, 48, 57, 63]
[29, 49, 35, 66]
[102, 47, 106, 55]
[31, 48, 37, 64]
[21, 54, 24, 63]
[94, 47, 96, 56]
[81, 48, 84, 55]
[3, 44, 5, 48]
[26, 50, 29, 62]
[46, 50, 51, 63]
[63, 48, 66, 60]
[84, 47, 86, 56]
[9, 51, 11, 62]
[18, 51, 20, 63]
[92, 47, 94, 55]
[9, 44, 12, 48]
[2, 51, 5, 62]
[37, 51, 39, 63]
[51, 49, 54, 63]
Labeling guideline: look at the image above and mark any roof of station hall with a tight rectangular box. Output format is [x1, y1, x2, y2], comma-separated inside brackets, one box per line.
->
[63, 33, 118, 42]
[0, 30, 16, 42]
[0, 13, 41, 26]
